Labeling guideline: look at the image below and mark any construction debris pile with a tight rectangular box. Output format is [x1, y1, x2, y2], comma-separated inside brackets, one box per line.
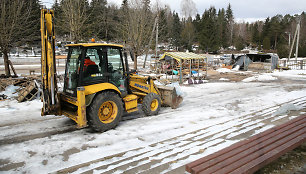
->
[0, 76, 41, 102]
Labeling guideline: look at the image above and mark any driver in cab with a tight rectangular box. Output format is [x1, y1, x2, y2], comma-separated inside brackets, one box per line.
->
[84, 56, 96, 71]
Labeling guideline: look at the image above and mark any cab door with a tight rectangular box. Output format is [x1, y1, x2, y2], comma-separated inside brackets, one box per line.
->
[64, 46, 82, 96]
[106, 47, 128, 97]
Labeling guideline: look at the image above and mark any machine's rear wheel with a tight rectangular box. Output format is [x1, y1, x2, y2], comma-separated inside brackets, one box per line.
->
[142, 93, 161, 116]
[87, 91, 123, 132]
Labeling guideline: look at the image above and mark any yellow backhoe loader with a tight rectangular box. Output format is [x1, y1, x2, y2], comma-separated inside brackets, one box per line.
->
[40, 9, 183, 132]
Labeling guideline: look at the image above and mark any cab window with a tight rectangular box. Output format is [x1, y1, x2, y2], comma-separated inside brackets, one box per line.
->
[82, 47, 107, 83]
[64, 47, 81, 95]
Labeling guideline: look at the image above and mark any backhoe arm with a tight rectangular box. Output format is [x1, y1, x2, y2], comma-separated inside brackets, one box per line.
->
[40, 9, 59, 115]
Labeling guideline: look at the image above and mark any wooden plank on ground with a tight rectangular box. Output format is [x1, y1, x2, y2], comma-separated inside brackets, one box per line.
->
[186, 115, 306, 174]
[186, 116, 305, 172]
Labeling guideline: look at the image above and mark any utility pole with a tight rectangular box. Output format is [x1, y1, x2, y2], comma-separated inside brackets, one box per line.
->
[295, 20, 300, 62]
[154, 14, 159, 72]
[143, 15, 158, 68]
[288, 16, 301, 62]
[288, 33, 291, 47]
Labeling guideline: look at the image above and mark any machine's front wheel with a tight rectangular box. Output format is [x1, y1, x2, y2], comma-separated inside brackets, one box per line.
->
[142, 93, 161, 116]
[87, 91, 123, 132]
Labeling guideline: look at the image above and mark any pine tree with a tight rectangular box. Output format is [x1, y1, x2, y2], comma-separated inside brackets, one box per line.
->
[158, 9, 169, 43]
[263, 37, 270, 50]
[269, 15, 282, 49]
[171, 12, 182, 50]
[24, 0, 41, 45]
[199, 7, 218, 52]
[225, 3, 234, 46]
[216, 8, 227, 48]
[89, 0, 107, 40]
[252, 22, 260, 46]
[235, 36, 244, 51]
[105, 4, 120, 41]
[192, 13, 201, 42]
[52, 0, 68, 38]
[181, 17, 195, 51]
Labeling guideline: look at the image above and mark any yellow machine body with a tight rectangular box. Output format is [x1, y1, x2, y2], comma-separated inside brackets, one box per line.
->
[40, 9, 182, 130]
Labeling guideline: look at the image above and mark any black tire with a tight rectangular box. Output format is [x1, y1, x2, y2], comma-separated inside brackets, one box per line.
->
[142, 93, 161, 116]
[87, 91, 123, 132]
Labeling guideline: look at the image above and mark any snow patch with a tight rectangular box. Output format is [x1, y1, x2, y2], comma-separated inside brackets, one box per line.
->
[0, 85, 19, 98]
[272, 69, 306, 79]
[242, 74, 277, 82]
[217, 68, 232, 73]
[272, 103, 303, 116]
[166, 82, 184, 96]
[232, 65, 240, 71]
[219, 78, 230, 81]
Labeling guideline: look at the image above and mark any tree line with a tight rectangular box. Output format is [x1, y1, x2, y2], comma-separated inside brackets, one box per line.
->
[49, 0, 306, 68]
[1, 0, 305, 75]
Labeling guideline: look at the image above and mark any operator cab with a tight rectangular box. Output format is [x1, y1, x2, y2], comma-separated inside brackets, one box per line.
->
[64, 43, 128, 97]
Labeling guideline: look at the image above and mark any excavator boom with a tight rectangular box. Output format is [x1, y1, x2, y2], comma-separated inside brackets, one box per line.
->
[40, 9, 59, 115]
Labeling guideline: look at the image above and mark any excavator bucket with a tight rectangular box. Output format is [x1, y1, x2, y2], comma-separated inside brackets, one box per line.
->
[157, 85, 183, 109]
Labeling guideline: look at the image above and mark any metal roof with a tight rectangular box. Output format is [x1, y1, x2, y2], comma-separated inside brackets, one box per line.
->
[160, 52, 207, 62]
[65, 43, 123, 48]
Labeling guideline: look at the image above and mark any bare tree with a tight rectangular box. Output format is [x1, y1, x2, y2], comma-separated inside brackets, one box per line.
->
[0, 0, 31, 76]
[121, 0, 153, 70]
[59, 0, 90, 43]
[180, 0, 197, 19]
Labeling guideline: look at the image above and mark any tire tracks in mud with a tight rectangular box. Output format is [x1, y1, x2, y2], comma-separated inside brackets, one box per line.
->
[55, 96, 306, 174]
[0, 111, 153, 146]
[0, 126, 77, 146]
[0, 116, 62, 128]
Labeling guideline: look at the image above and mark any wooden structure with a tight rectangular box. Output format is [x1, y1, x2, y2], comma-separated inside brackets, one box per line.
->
[159, 52, 207, 84]
[186, 115, 306, 174]
[17, 81, 39, 102]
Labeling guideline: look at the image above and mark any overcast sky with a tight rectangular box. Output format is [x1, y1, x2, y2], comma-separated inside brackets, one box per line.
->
[42, 0, 305, 23]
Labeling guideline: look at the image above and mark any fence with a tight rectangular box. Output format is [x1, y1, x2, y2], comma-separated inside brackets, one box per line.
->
[278, 59, 306, 70]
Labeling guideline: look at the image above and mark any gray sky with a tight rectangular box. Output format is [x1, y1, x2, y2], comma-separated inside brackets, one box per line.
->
[42, 0, 306, 23]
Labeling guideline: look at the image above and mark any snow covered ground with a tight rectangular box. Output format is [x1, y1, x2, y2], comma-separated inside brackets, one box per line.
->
[0, 69, 305, 173]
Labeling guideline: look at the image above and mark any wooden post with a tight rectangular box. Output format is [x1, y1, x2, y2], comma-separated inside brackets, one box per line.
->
[198, 59, 200, 80]
[8, 60, 17, 77]
[189, 59, 192, 78]
[171, 59, 174, 82]
[165, 61, 167, 80]
[179, 59, 182, 84]
[206, 57, 208, 79]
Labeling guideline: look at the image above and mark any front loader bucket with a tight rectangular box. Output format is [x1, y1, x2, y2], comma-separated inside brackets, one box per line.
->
[157, 85, 183, 109]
